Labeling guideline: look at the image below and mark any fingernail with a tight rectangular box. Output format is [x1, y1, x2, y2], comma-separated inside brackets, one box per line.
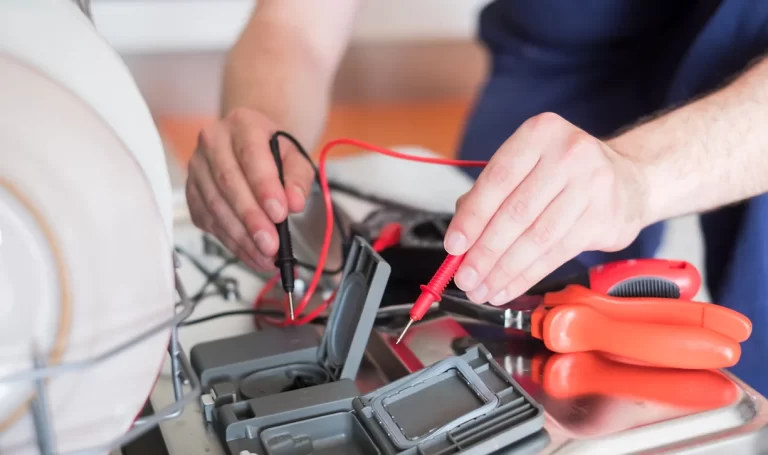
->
[444, 231, 467, 254]
[264, 199, 285, 222]
[290, 183, 306, 200]
[455, 266, 478, 289]
[470, 284, 488, 303]
[490, 290, 508, 306]
[253, 230, 275, 255]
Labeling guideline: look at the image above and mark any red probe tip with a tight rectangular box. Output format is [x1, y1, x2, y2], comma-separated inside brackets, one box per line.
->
[395, 319, 413, 344]
[397, 254, 465, 343]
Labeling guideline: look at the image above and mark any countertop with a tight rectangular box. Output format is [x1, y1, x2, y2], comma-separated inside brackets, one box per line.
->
[146, 150, 766, 454]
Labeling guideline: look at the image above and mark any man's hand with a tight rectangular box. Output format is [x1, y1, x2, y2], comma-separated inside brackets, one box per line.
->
[185, 109, 315, 271]
[445, 113, 648, 305]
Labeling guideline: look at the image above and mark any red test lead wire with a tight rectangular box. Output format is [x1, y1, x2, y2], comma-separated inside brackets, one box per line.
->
[253, 138, 486, 328]
[296, 138, 486, 322]
[396, 253, 466, 344]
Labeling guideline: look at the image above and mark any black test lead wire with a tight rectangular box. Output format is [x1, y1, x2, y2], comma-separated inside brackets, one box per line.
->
[269, 133, 298, 319]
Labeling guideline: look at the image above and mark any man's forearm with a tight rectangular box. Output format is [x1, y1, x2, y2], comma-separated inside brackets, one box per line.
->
[223, 15, 340, 149]
[609, 57, 768, 226]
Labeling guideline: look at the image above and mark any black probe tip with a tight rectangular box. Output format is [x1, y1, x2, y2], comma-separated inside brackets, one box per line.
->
[275, 220, 297, 292]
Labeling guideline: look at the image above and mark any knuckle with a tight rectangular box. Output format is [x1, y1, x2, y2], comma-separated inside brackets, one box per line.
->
[564, 131, 601, 160]
[227, 107, 253, 125]
[483, 160, 513, 187]
[205, 195, 225, 218]
[216, 167, 241, 193]
[236, 141, 261, 161]
[454, 193, 467, 212]
[530, 112, 564, 133]
[530, 221, 556, 247]
[197, 125, 219, 150]
[491, 260, 515, 285]
[499, 196, 529, 223]
[472, 242, 502, 265]
[452, 206, 481, 237]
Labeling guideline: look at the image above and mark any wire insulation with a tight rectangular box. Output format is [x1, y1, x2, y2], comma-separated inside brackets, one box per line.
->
[257, 137, 487, 327]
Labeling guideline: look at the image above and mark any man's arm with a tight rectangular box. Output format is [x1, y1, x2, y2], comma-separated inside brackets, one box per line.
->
[223, 0, 360, 149]
[610, 57, 768, 226]
[445, 57, 768, 305]
[185, 0, 359, 272]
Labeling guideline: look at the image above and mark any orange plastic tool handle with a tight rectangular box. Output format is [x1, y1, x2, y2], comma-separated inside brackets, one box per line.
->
[537, 352, 739, 410]
[541, 304, 741, 369]
[542, 285, 752, 343]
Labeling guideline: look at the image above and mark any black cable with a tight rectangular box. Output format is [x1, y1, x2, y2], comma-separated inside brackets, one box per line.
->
[180, 308, 297, 327]
[296, 259, 344, 275]
[202, 232, 343, 276]
[272, 131, 350, 267]
[174, 246, 239, 303]
[269, 135, 298, 308]
[179, 303, 443, 327]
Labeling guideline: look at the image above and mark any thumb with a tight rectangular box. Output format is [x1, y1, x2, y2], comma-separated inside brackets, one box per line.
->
[281, 145, 316, 213]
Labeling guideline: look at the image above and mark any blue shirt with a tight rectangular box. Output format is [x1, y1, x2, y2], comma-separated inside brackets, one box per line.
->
[459, 0, 768, 394]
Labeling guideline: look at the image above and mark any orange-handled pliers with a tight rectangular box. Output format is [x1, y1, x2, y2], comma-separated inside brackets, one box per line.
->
[511, 285, 752, 369]
[528, 351, 739, 410]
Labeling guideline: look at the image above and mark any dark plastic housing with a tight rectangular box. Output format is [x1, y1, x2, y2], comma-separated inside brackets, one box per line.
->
[220, 345, 546, 455]
[189, 236, 391, 403]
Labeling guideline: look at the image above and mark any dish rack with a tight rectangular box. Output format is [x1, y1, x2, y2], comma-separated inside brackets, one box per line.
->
[0, 3, 201, 453]
[0, 253, 200, 455]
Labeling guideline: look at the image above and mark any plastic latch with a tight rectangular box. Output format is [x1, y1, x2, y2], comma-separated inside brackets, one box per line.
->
[317, 236, 391, 380]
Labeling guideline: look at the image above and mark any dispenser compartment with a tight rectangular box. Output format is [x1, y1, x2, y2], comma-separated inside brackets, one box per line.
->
[260, 412, 380, 455]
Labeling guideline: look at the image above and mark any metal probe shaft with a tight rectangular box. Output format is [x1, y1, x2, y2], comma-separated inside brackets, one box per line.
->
[397, 254, 465, 344]
[288, 291, 295, 320]
[396, 319, 413, 344]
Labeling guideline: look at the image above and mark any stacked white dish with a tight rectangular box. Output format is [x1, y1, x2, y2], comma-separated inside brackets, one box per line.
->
[0, 1, 176, 453]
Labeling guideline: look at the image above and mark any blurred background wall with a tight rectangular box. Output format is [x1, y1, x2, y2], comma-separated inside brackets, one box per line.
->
[91, 0, 491, 165]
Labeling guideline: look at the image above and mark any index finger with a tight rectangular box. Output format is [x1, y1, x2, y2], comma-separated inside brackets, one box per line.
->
[197, 124, 267, 238]
[228, 109, 289, 223]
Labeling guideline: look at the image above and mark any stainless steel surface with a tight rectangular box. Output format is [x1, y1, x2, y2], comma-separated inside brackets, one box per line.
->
[157, 222, 767, 454]
[388, 317, 768, 454]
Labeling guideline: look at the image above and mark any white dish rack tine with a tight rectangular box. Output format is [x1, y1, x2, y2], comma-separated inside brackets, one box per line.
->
[2, 252, 201, 455]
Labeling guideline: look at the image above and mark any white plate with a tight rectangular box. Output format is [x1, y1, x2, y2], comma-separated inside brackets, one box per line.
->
[0, 0, 174, 242]
[0, 43, 173, 455]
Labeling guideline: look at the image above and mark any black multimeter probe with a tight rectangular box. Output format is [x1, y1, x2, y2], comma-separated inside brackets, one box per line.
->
[269, 134, 298, 319]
